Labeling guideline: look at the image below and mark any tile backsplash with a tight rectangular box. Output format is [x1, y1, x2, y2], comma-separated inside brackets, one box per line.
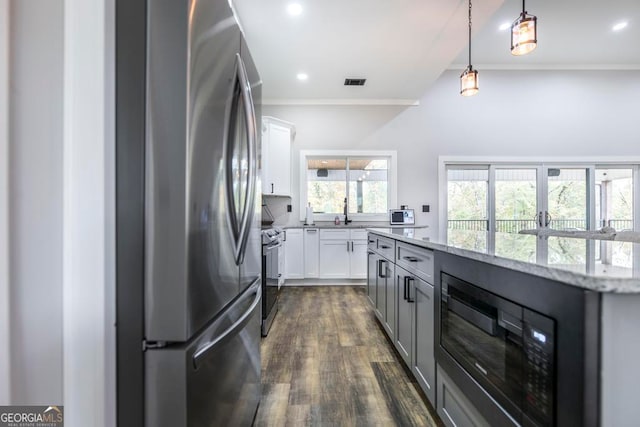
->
[262, 195, 292, 226]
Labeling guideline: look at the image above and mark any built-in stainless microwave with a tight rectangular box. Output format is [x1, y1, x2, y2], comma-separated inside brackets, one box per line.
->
[389, 209, 415, 225]
[440, 272, 555, 426]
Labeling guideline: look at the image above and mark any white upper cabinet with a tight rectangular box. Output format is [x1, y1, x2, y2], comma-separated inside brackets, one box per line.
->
[262, 116, 295, 196]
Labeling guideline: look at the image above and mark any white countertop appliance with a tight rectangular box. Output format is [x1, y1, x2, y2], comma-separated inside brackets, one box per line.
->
[390, 208, 415, 225]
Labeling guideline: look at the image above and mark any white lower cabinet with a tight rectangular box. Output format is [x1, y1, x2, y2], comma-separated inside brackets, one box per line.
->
[349, 239, 368, 278]
[319, 240, 350, 278]
[437, 365, 490, 427]
[304, 228, 319, 278]
[318, 229, 368, 279]
[284, 228, 304, 279]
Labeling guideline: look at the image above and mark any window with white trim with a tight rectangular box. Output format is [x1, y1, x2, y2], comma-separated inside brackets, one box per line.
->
[300, 151, 397, 222]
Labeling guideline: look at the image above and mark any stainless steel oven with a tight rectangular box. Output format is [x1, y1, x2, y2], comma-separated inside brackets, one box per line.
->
[440, 272, 555, 426]
[261, 228, 282, 336]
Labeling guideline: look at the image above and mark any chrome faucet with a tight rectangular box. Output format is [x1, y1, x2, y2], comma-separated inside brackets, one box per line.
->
[343, 198, 352, 224]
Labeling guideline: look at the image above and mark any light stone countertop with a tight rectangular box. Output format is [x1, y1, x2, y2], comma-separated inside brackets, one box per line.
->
[283, 223, 429, 230]
[367, 227, 640, 294]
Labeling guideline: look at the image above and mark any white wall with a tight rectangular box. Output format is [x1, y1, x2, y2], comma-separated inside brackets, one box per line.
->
[3, 2, 116, 425]
[63, 0, 115, 424]
[0, 0, 10, 405]
[264, 69, 640, 236]
[8, 0, 64, 404]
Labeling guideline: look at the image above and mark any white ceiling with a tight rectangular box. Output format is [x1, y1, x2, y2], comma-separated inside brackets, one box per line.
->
[451, 0, 640, 70]
[232, 0, 640, 103]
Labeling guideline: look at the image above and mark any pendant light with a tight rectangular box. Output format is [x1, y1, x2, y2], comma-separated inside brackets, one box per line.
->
[511, 0, 537, 56]
[460, 0, 478, 97]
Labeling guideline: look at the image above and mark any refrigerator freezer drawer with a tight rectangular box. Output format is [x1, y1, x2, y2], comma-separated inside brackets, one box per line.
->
[145, 279, 261, 427]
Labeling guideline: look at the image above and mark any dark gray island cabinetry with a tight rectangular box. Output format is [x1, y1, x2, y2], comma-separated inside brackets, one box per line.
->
[367, 232, 436, 407]
[367, 228, 640, 427]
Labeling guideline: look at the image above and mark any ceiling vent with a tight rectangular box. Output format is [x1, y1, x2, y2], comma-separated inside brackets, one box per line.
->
[344, 78, 366, 86]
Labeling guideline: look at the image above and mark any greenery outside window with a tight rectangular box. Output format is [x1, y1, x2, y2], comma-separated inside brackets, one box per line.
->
[300, 150, 397, 222]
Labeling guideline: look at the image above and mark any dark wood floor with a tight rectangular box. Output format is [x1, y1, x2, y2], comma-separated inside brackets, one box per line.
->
[254, 285, 441, 427]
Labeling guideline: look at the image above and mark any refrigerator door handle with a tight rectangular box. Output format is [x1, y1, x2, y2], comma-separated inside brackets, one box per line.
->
[235, 53, 257, 265]
[223, 54, 258, 266]
[192, 279, 261, 370]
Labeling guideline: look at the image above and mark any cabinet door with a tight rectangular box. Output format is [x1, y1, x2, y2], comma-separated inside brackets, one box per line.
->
[263, 122, 291, 196]
[395, 267, 413, 367]
[349, 240, 368, 279]
[375, 257, 387, 321]
[303, 228, 319, 278]
[384, 262, 395, 338]
[413, 276, 435, 405]
[319, 240, 350, 279]
[366, 251, 377, 306]
[284, 229, 304, 279]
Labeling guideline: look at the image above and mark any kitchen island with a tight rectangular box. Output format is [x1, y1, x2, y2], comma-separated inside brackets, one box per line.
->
[367, 227, 640, 427]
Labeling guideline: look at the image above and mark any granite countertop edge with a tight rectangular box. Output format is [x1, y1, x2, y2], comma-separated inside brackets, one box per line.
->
[366, 228, 640, 294]
[282, 224, 430, 230]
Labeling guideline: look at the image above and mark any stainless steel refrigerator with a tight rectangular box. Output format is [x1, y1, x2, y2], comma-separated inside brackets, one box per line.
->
[116, 0, 262, 425]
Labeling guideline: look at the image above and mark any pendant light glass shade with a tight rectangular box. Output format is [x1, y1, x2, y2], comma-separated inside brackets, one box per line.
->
[511, 2, 537, 56]
[460, 0, 478, 97]
[460, 66, 479, 97]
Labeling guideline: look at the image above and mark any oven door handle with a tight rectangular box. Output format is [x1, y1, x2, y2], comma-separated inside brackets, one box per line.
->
[447, 296, 497, 336]
[265, 241, 283, 250]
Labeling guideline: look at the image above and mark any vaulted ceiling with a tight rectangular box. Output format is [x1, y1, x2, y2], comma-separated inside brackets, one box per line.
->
[232, 0, 640, 104]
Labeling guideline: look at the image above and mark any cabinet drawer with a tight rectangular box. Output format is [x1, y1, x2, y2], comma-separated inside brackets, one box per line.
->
[437, 365, 491, 427]
[396, 242, 433, 284]
[367, 233, 377, 251]
[350, 229, 368, 240]
[376, 236, 395, 261]
[319, 229, 349, 240]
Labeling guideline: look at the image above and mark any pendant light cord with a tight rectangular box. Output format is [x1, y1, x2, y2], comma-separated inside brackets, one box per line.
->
[468, 0, 472, 68]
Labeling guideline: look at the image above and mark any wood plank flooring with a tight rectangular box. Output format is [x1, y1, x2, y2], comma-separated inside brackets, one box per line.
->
[254, 285, 442, 427]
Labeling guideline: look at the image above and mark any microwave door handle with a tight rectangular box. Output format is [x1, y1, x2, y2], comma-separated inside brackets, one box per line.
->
[447, 296, 497, 336]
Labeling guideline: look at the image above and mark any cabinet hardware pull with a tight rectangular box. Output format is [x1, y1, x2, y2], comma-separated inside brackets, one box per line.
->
[402, 256, 421, 263]
[271, 183, 274, 193]
[378, 260, 386, 278]
[351, 241, 354, 251]
[347, 241, 350, 252]
[403, 276, 409, 301]
[380, 245, 390, 249]
[368, 240, 375, 243]
[407, 277, 415, 303]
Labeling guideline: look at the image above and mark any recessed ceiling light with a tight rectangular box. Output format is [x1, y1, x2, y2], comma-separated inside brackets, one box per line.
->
[498, 22, 511, 31]
[612, 21, 628, 31]
[287, 3, 303, 16]
[296, 73, 308, 81]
